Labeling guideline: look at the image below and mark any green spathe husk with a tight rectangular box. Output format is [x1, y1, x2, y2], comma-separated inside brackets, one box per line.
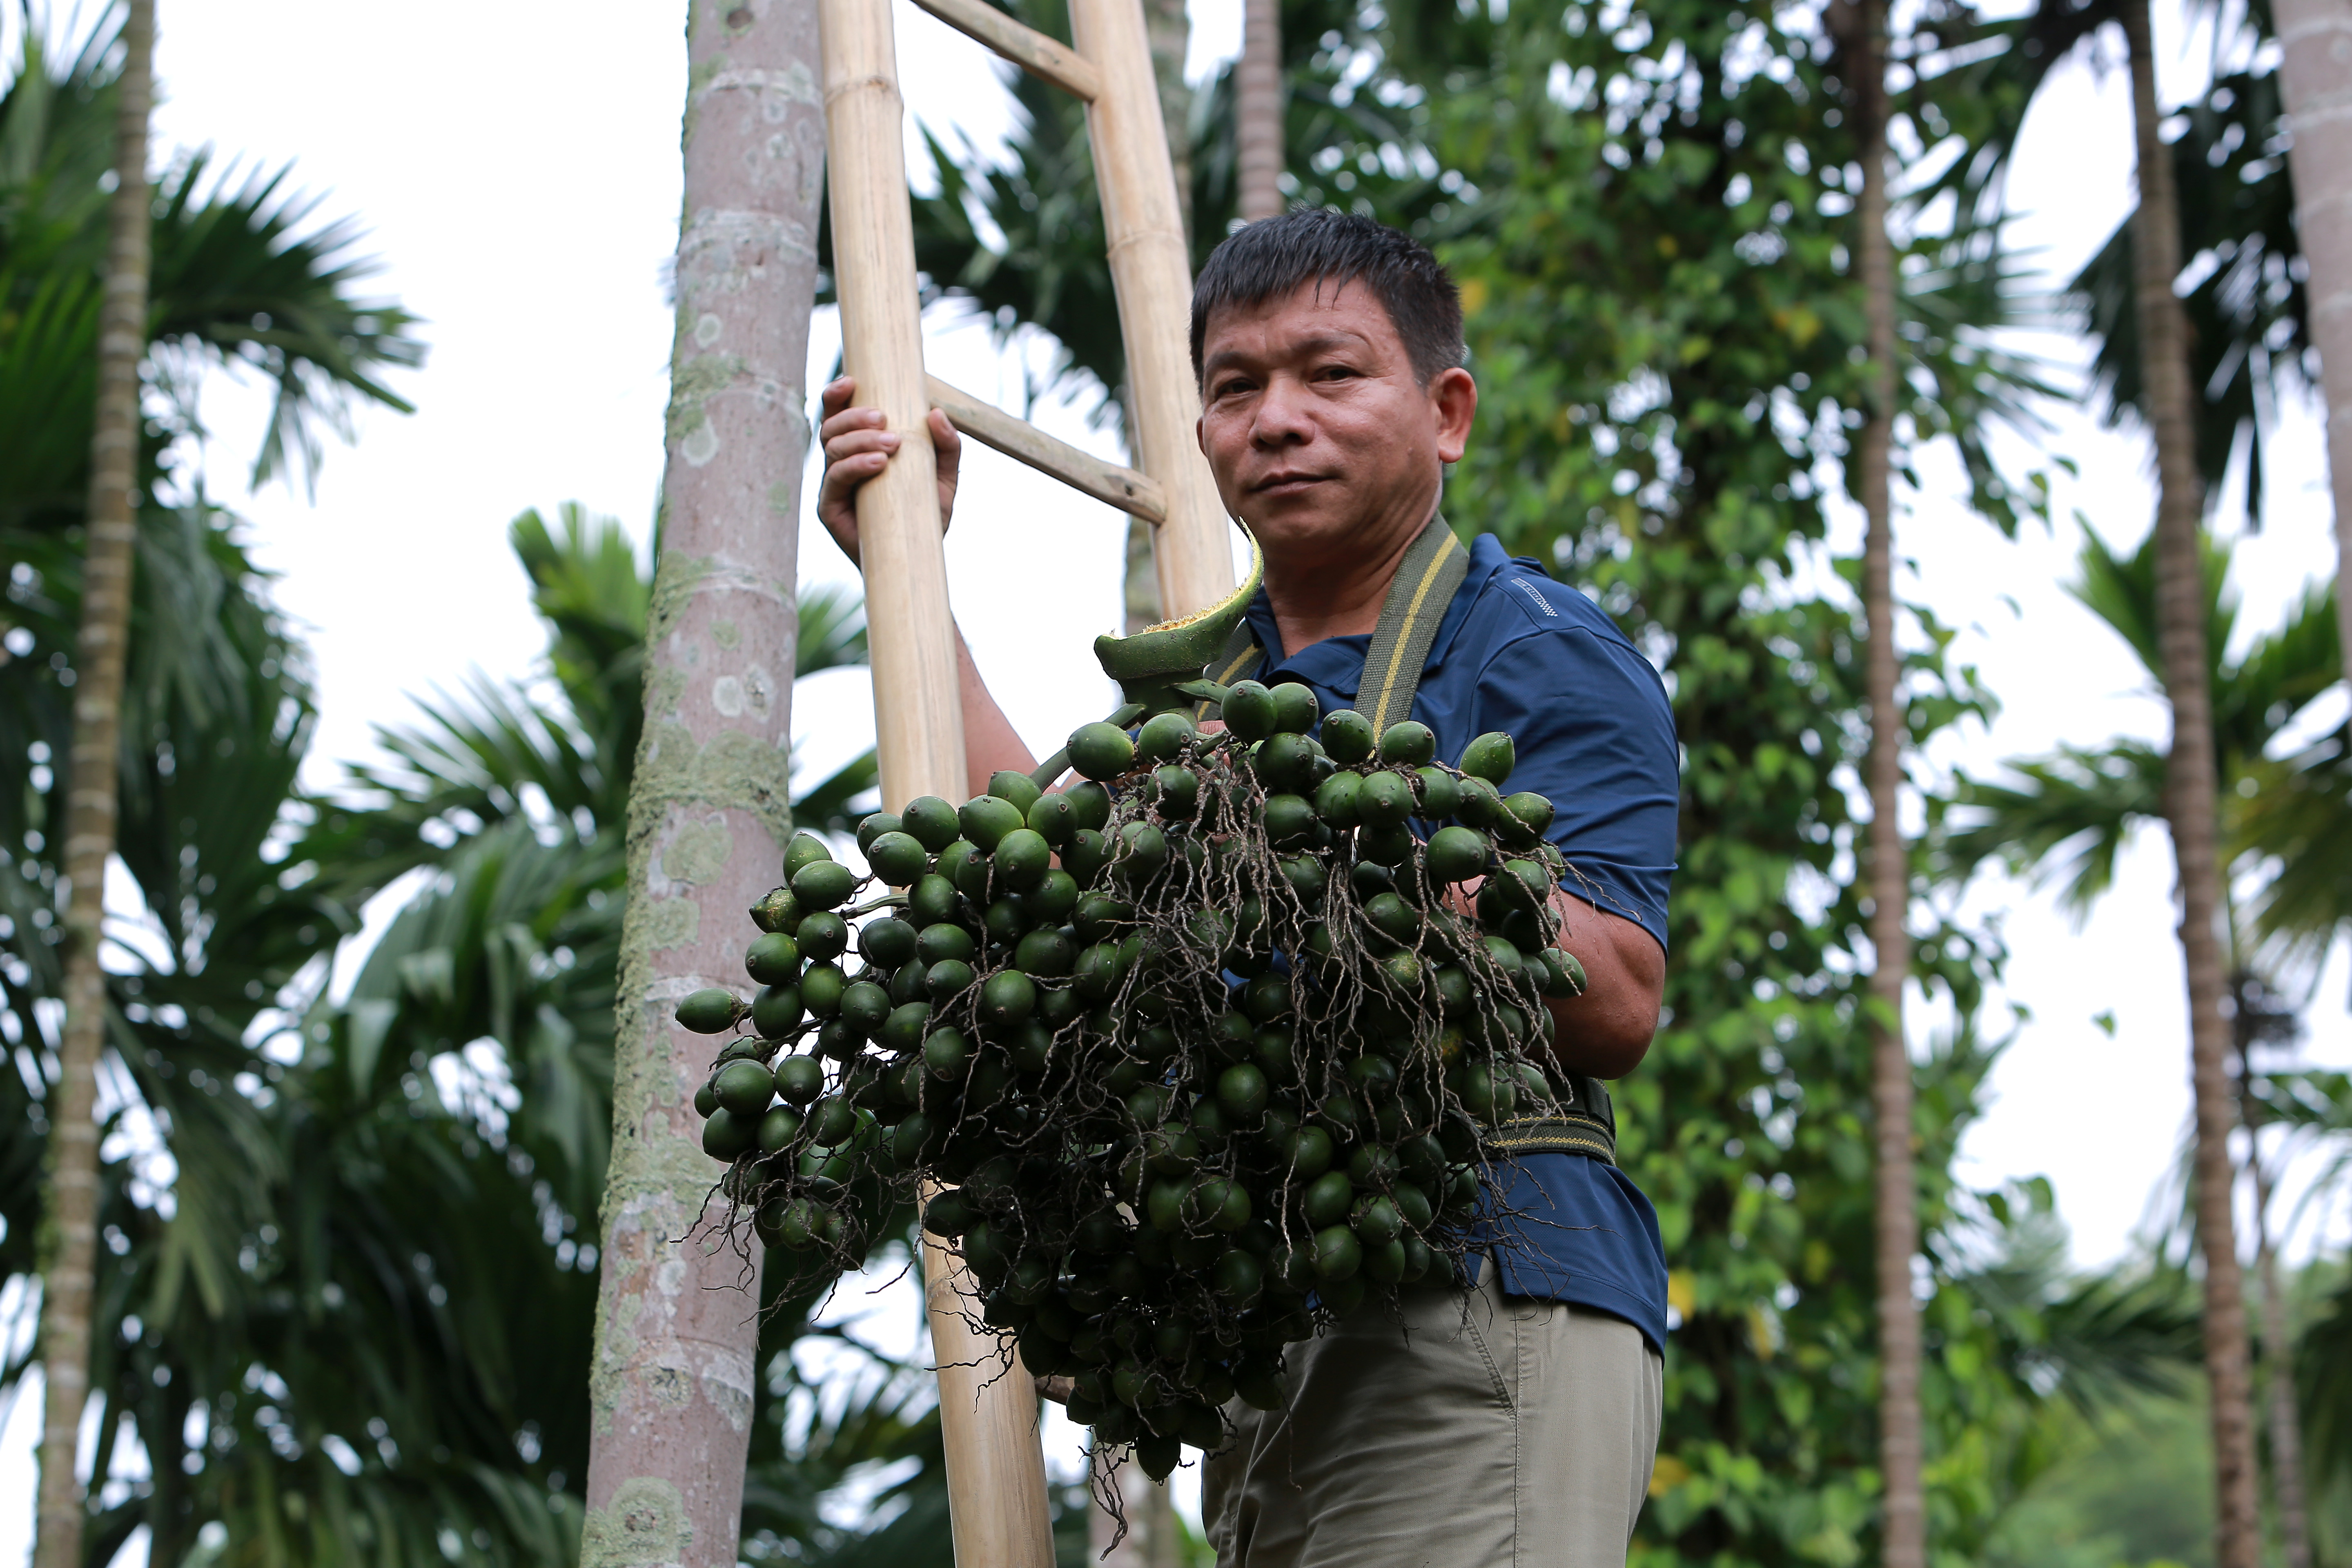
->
[1091, 531, 1266, 713]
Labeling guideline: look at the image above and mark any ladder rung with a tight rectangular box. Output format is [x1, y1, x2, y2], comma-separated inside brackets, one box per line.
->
[909, 0, 1101, 100]
[927, 375, 1167, 524]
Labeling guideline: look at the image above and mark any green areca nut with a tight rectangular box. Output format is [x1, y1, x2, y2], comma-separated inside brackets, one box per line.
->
[1378, 720, 1436, 765]
[790, 860, 856, 910]
[1270, 682, 1320, 734]
[958, 794, 1025, 852]
[989, 768, 1043, 815]
[901, 795, 962, 851]
[1319, 708, 1375, 763]
[1068, 723, 1136, 780]
[744, 931, 800, 985]
[1221, 680, 1277, 740]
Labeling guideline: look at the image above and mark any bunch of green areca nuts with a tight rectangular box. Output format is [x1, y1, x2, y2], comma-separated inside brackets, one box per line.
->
[675, 677, 1582, 1482]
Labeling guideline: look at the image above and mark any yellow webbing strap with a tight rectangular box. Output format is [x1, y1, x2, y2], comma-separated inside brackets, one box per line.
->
[1485, 1112, 1618, 1167]
[1360, 519, 1465, 735]
[1197, 512, 1468, 728]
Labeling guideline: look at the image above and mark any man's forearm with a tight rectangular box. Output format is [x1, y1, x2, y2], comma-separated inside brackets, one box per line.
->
[954, 622, 1036, 799]
[1544, 897, 1665, 1080]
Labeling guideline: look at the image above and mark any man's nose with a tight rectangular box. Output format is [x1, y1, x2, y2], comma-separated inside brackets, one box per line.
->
[1249, 376, 1314, 447]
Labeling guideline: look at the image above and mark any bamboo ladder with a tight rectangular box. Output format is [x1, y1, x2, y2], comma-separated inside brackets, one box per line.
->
[818, 0, 1238, 1559]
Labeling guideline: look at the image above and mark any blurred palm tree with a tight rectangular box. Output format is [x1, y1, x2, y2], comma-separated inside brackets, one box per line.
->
[4, 9, 422, 1560]
[3, 492, 889, 1564]
[1938, 521, 2343, 1568]
[1938, 525, 2340, 958]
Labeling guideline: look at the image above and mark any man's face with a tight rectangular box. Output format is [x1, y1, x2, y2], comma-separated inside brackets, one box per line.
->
[1195, 280, 1474, 565]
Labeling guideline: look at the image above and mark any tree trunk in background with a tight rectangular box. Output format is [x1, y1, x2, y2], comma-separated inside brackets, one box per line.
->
[2120, 10, 2265, 1568]
[2274, 0, 2352, 684]
[2238, 1032, 2313, 1568]
[581, 1, 821, 1562]
[33, 4, 153, 1563]
[1835, 4, 1922, 1566]
[1236, 0, 1283, 221]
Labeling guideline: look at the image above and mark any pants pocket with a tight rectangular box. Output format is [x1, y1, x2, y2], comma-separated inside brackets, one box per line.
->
[1452, 1270, 1518, 1411]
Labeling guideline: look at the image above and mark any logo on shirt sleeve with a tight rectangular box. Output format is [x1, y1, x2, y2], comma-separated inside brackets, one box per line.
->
[1509, 577, 1559, 617]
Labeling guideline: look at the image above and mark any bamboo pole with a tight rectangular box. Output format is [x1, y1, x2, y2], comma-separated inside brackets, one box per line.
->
[911, 0, 1102, 99]
[1068, 0, 1236, 621]
[824, 0, 964, 806]
[819, 2, 1054, 1563]
[918, 1180, 1057, 1566]
[929, 375, 1167, 522]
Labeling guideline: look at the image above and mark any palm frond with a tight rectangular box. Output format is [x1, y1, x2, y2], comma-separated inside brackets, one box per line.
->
[1916, 3, 2127, 229]
[2065, 67, 2306, 520]
[148, 149, 427, 492]
[798, 579, 871, 678]
[2213, 581, 2337, 766]
[1942, 741, 2167, 913]
[795, 748, 881, 837]
[2235, 724, 2352, 963]
[1893, 211, 2067, 539]
[1, 6, 425, 508]
[2299, 1270, 2352, 1508]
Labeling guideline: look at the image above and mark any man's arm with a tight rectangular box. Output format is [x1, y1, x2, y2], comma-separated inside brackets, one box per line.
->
[953, 623, 1033, 797]
[1547, 892, 1664, 1080]
[1460, 628, 1679, 1082]
[816, 376, 1034, 797]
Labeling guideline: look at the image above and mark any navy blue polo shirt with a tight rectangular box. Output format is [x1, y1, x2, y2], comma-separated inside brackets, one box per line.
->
[1239, 532, 1678, 1353]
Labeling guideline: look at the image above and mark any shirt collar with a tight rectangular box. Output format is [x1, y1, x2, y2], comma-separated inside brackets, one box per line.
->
[1238, 528, 1509, 698]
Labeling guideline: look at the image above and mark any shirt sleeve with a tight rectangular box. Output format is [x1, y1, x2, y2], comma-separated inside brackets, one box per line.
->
[1467, 628, 1680, 952]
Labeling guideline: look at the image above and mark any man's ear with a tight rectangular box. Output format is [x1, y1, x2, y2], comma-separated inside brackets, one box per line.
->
[1432, 367, 1477, 464]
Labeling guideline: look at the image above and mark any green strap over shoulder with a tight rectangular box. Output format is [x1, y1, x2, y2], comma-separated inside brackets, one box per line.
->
[1359, 517, 1468, 734]
[1202, 512, 1468, 729]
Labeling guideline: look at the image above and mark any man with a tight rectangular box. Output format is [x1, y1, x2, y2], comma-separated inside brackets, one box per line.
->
[819, 208, 1678, 1568]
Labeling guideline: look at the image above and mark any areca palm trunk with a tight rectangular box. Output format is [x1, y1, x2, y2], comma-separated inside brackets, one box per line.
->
[33, 4, 154, 1563]
[2274, 0, 2352, 685]
[2237, 1031, 2313, 1568]
[580, 2, 822, 1561]
[1838, 4, 1921, 1565]
[2120, 9, 2264, 1568]
[1236, 0, 1283, 221]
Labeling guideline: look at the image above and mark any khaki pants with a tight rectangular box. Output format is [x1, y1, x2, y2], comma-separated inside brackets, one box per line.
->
[1203, 1267, 1664, 1568]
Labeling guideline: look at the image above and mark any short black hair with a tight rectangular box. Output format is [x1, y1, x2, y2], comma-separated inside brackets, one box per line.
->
[1189, 209, 1466, 388]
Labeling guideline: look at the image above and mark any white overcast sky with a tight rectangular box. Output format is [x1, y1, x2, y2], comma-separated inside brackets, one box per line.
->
[4, 0, 2351, 1559]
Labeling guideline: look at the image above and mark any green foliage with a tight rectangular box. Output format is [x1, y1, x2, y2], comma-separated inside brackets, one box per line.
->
[1937, 526, 2341, 952]
[2235, 725, 2350, 963]
[879, 0, 1399, 429]
[2299, 1259, 2352, 1562]
[4, 486, 891, 1563]
[889, 1, 2218, 1563]
[1982, 1388, 2218, 1568]
[1940, 4, 2311, 523]
[1354, 10, 2032, 1558]
[0, 14, 424, 516]
[1974, 1252, 2352, 1568]
[2068, 64, 2306, 519]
